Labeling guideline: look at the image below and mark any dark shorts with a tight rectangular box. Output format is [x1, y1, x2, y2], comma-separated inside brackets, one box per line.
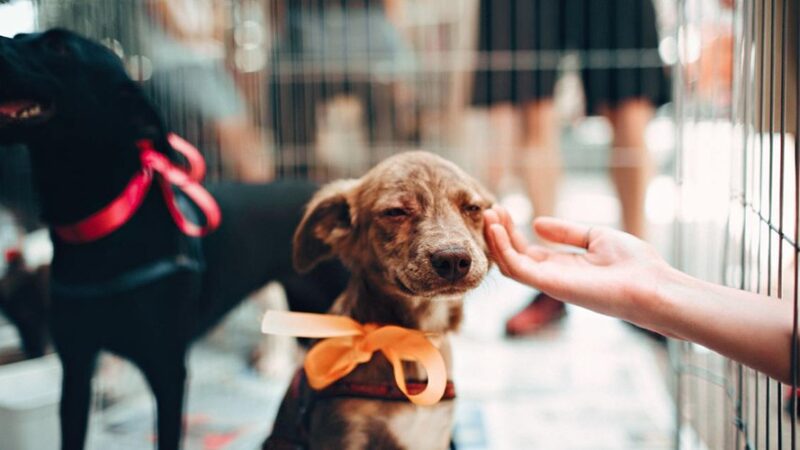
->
[471, 0, 671, 114]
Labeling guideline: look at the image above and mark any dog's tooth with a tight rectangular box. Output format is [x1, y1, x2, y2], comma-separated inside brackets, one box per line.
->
[16, 105, 41, 119]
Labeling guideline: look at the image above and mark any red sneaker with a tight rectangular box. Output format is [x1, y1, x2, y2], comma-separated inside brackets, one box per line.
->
[505, 292, 567, 336]
[784, 386, 800, 417]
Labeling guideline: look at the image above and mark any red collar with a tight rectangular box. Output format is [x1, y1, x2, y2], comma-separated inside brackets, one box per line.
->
[53, 134, 221, 244]
[317, 379, 457, 402]
[289, 369, 457, 403]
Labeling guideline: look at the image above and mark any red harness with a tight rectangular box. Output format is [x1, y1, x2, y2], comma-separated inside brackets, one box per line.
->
[264, 369, 457, 448]
[316, 379, 457, 402]
[53, 134, 221, 244]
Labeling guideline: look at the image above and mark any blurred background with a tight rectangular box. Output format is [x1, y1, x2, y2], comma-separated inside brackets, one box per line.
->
[0, 0, 796, 449]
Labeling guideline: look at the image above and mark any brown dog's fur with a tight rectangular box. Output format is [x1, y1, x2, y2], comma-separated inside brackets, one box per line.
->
[265, 151, 494, 450]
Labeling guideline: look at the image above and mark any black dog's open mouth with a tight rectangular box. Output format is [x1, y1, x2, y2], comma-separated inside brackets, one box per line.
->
[0, 99, 54, 127]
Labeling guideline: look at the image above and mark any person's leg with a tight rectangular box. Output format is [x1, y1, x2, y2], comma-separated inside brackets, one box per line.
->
[486, 103, 517, 192]
[151, 63, 274, 183]
[600, 98, 654, 239]
[519, 98, 560, 217]
[505, 98, 566, 336]
[601, 98, 660, 342]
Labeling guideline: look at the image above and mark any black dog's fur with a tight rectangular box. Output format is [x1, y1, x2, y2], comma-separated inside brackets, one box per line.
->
[0, 29, 346, 450]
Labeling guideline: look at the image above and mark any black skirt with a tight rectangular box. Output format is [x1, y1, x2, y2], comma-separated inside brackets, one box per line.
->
[471, 0, 671, 114]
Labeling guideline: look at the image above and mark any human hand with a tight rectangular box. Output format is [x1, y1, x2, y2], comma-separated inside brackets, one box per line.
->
[483, 206, 677, 333]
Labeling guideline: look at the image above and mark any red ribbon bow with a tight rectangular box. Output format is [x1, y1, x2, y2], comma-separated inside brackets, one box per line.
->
[53, 134, 221, 243]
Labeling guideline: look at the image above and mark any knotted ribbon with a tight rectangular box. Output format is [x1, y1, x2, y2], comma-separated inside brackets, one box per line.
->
[261, 311, 448, 406]
[53, 133, 221, 243]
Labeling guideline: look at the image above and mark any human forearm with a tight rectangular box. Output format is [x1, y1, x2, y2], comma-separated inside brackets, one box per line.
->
[652, 267, 796, 384]
[484, 209, 799, 383]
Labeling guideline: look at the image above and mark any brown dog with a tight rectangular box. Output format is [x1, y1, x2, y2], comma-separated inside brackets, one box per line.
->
[265, 151, 494, 449]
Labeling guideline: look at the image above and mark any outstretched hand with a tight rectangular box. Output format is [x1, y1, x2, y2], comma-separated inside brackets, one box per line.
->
[483, 206, 675, 332]
[485, 205, 800, 383]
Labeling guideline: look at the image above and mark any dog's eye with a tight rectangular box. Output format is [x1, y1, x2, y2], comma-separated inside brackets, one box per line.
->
[463, 204, 483, 214]
[382, 208, 409, 218]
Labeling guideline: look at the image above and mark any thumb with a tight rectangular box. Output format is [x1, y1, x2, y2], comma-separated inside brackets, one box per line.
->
[533, 217, 593, 248]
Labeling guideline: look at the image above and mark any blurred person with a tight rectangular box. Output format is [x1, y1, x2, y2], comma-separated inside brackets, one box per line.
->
[35, 0, 273, 181]
[484, 206, 799, 385]
[146, 0, 273, 182]
[471, 0, 670, 335]
[268, 0, 416, 177]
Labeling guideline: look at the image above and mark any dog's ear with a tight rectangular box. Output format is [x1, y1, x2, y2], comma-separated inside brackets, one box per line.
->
[293, 179, 359, 273]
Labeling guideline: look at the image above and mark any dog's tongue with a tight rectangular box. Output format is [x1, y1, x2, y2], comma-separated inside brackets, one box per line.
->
[0, 100, 37, 117]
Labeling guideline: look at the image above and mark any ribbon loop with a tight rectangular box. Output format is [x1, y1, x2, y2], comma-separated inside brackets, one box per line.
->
[261, 311, 449, 406]
[167, 133, 206, 181]
[53, 134, 220, 243]
[137, 140, 221, 238]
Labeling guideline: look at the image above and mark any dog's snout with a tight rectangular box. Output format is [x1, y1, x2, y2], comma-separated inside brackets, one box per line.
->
[430, 248, 471, 282]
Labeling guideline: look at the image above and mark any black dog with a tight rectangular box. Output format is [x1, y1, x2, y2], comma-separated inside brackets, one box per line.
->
[0, 29, 346, 450]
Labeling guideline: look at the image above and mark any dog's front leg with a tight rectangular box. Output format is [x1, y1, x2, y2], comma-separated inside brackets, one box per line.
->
[141, 356, 188, 450]
[58, 348, 99, 450]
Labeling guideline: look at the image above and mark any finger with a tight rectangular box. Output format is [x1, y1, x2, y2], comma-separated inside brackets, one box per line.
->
[488, 222, 520, 276]
[483, 209, 500, 227]
[492, 204, 530, 255]
[533, 217, 593, 248]
[489, 224, 542, 285]
[483, 210, 505, 265]
[496, 206, 530, 253]
[494, 205, 514, 232]
[486, 223, 513, 275]
[490, 204, 506, 224]
[495, 204, 512, 228]
[525, 244, 553, 262]
[483, 210, 500, 245]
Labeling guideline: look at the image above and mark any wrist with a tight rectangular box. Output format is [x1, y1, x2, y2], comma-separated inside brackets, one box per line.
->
[633, 263, 697, 339]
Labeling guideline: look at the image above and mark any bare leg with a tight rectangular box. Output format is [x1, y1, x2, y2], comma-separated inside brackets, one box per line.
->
[519, 99, 560, 218]
[486, 103, 517, 192]
[601, 98, 660, 341]
[505, 99, 565, 337]
[216, 118, 274, 183]
[600, 98, 654, 239]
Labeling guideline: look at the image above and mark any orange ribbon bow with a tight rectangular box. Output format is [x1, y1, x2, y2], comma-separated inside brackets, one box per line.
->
[261, 311, 448, 406]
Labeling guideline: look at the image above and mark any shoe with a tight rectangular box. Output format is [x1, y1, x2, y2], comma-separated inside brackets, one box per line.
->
[625, 322, 667, 343]
[505, 292, 566, 336]
[784, 386, 800, 417]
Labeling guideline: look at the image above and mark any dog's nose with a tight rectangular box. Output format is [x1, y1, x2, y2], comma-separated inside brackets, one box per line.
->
[430, 248, 471, 282]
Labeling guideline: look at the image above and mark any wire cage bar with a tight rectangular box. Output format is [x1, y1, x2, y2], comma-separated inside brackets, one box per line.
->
[5, 0, 798, 448]
[672, 0, 800, 448]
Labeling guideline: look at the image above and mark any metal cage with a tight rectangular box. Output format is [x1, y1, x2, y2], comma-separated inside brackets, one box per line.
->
[8, 0, 800, 449]
[672, 0, 800, 449]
